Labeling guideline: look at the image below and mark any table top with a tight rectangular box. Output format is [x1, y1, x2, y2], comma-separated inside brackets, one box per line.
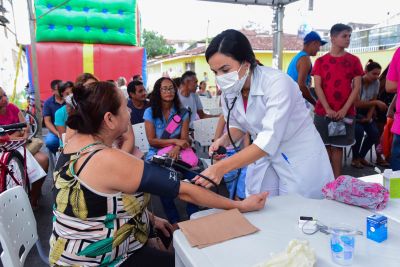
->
[358, 174, 400, 223]
[174, 193, 400, 267]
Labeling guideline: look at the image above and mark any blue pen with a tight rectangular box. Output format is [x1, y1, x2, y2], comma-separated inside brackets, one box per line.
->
[281, 153, 290, 164]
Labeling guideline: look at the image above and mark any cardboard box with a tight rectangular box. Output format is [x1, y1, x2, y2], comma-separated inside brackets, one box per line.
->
[367, 214, 387, 243]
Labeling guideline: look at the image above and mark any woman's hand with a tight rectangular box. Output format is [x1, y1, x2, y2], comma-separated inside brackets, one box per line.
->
[374, 100, 388, 111]
[208, 137, 226, 157]
[193, 164, 224, 188]
[167, 146, 181, 160]
[238, 192, 269, 212]
[154, 216, 174, 237]
[175, 139, 189, 149]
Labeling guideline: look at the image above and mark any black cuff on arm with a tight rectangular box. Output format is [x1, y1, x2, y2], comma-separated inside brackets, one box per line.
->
[138, 161, 181, 198]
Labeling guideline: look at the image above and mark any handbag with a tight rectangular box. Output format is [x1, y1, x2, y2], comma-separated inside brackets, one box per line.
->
[146, 201, 173, 252]
[157, 145, 199, 167]
[157, 109, 199, 167]
[327, 121, 346, 137]
[382, 117, 394, 159]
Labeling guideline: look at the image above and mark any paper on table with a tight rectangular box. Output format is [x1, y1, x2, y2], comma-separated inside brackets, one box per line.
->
[178, 209, 259, 248]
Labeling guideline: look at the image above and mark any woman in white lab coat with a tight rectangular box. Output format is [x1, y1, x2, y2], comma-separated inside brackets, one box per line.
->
[194, 29, 334, 199]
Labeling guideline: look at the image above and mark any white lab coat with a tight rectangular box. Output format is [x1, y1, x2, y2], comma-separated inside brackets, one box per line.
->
[221, 66, 333, 199]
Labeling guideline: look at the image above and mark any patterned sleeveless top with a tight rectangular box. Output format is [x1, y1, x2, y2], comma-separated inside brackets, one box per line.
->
[49, 145, 150, 266]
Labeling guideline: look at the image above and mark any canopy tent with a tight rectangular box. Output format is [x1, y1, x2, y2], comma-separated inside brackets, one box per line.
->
[199, 0, 300, 70]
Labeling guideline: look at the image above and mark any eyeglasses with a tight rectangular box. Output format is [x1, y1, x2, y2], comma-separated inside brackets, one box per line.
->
[160, 87, 175, 93]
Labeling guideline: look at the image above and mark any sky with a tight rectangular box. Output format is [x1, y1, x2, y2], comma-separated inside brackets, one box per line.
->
[12, 0, 400, 44]
[138, 0, 400, 40]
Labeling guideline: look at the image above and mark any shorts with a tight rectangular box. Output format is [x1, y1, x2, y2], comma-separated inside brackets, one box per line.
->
[313, 114, 355, 148]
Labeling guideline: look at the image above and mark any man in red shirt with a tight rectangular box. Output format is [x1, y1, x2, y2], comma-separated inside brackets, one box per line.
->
[312, 24, 364, 178]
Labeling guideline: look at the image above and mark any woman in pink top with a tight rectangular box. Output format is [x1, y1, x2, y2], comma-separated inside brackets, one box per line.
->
[386, 47, 400, 170]
[0, 87, 48, 208]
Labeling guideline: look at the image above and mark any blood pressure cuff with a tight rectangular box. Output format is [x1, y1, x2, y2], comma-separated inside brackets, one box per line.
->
[137, 161, 181, 198]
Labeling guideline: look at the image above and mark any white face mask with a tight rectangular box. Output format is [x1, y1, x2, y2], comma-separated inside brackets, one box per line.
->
[215, 64, 249, 96]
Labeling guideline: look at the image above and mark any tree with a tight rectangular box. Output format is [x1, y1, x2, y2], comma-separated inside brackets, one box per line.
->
[142, 29, 175, 59]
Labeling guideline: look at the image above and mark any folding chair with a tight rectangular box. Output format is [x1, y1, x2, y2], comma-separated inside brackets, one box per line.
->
[132, 123, 150, 153]
[0, 186, 48, 267]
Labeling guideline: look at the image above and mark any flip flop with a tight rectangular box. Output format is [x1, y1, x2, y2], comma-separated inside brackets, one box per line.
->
[360, 159, 374, 167]
[376, 160, 390, 167]
[351, 162, 364, 169]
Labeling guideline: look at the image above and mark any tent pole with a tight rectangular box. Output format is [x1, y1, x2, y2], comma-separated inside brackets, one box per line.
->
[27, 0, 42, 135]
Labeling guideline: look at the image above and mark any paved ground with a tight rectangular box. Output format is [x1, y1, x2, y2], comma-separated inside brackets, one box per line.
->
[1, 131, 382, 267]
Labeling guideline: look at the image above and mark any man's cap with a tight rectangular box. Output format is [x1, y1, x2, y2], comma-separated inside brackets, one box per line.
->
[304, 31, 327, 45]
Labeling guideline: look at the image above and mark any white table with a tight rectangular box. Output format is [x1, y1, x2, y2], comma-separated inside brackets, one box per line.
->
[358, 174, 400, 223]
[174, 194, 400, 267]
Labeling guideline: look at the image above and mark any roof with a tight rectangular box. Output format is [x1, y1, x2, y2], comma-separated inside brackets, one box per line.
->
[151, 29, 303, 63]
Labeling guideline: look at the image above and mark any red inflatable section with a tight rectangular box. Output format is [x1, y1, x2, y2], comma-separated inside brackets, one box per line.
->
[92, 44, 144, 81]
[28, 43, 83, 100]
[28, 43, 146, 100]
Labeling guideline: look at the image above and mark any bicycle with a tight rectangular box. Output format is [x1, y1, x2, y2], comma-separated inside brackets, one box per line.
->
[21, 95, 42, 140]
[0, 122, 29, 194]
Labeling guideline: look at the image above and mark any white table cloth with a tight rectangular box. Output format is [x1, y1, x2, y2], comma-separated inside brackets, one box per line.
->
[174, 193, 400, 267]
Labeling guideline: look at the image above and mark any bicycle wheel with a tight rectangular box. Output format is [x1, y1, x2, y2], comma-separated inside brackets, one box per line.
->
[22, 110, 39, 139]
[4, 150, 29, 194]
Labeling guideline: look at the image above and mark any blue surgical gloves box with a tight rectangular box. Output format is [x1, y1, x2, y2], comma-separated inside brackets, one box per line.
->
[367, 215, 387, 243]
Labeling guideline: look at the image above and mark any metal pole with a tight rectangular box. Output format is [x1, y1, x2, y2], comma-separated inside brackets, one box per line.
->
[272, 4, 284, 70]
[26, 0, 42, 135]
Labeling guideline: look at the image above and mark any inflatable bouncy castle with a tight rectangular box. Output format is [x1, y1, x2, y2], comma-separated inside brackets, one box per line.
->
[28, 0, 146, 100]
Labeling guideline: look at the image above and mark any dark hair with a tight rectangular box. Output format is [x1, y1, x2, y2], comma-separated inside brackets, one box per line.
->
[50, 80, 62, 90]
[67, 81, 121, 134]
[330, 23, 352, 36]
[181, 71, 196, 83]
[127, 80, 144, 96]
[199, 81, 206, 86]
[150, 77, 182, 119]
[75, 73, 99, 87]
[365, 59, 382, 72]
[205, 29, 257, 70]
[172, 77, 181, 88]
[132, 74, 142, 81]
[58, 81, 74, 96]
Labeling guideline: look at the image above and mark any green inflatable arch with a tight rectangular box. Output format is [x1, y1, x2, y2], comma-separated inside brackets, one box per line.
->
[35, 0, 140, 46]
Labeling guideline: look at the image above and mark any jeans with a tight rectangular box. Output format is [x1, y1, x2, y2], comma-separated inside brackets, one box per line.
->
[391, 134, 400, 171]
[45, 132, 60, 154]
[223, 149, 247, 199]
[352, 121, 379, 159]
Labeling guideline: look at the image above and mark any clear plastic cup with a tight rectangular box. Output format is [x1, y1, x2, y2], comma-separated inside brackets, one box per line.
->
[330, 225, 356, 266]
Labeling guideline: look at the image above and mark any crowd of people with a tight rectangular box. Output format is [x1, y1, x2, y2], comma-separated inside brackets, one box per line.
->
[286, 23, 398, 177]
[0, 22, 399, 267]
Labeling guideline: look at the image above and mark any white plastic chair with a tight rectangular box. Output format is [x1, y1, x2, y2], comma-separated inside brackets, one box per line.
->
[132, 123, 150, 153]
[0, 186, 48, 267]
[193, 117, 219, 148]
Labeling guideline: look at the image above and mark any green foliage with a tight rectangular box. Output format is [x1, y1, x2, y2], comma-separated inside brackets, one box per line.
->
[143, 29, 175, 59]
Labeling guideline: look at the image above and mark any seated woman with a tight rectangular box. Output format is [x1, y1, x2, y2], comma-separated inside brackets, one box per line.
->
[54, 81, 74, 146]
[144, 77, 198, 226]
[352, 60, 387, 168]
[62, 74, 135, 154]
[0, 87, 47, 209]
[50, 81, 267, 266]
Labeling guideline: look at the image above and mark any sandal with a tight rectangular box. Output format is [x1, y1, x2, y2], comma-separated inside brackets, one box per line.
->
[351, 160, 364, 169]
[360, 159, 373, 167]
[376, 159, 390, 167]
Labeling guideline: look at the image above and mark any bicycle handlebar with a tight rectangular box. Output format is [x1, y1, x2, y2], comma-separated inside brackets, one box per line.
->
[0, 123, 27, 133]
